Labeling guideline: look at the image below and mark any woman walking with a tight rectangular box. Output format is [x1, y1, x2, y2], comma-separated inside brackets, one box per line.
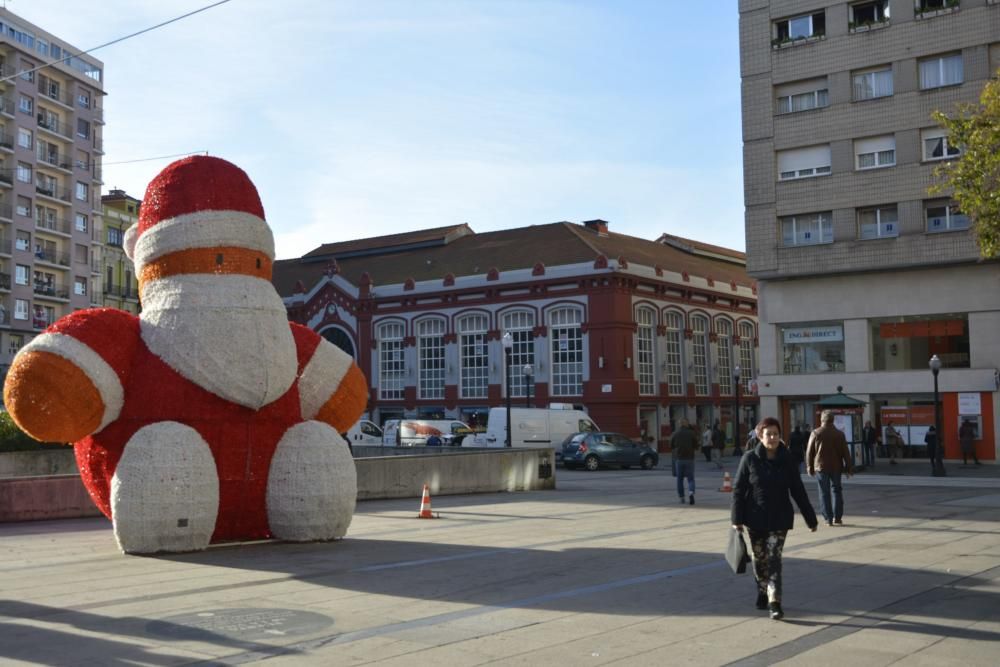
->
[731, 417, 818, 620]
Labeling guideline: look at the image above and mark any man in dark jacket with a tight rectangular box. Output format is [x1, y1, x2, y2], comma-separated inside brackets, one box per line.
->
[862, 420, 878, 467]
[711, 422, 726, 469]
[806, 410, 854, 526]
[788, 426, 807, 473]
[671, 419, 698, 505]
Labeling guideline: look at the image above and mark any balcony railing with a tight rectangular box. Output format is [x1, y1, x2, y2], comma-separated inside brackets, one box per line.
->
[37, 115, 72, 140]
[35, 183, 71, 202]
[0, 203, 11, 220]
[0, 131, 12, 150]
[0, 171, 11, 185]
[37, 149, 72, 171]
[33, 282, 70, 300]
[105, 283, 137, 299]
[39, 86, 73, 107]
[0, 96, 12, 116]
[34, 248, 71, 267]
[0, 272, 9, 290]
[35, 215, 72, 235]
[93, 106, 104, 123]
[0, 238, 12, 255]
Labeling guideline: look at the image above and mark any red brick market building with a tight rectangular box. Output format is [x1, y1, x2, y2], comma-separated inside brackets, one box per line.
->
[272, 220, 759, 448]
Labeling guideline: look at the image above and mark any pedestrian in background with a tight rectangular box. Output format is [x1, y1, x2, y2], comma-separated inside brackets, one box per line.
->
[806, 411, 854, 526]
[959, 419, 981, 466]
[731, 417, 818, 620]
[712, 421, 725, 469]
[701, 423, 713, 463]
[862, 420, 878, 468]
[788, 425, 807, 474]
[671, 419, 699, 505]
[923, 426, 938, 474]
[885, 422, 902, 464]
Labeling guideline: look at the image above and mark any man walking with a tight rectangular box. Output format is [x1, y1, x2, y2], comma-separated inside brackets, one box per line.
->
[806, 411, 854, 526]
[711, 421, 725, 469]
[672, 419, 698, 505]
[862, 420, 878, 468]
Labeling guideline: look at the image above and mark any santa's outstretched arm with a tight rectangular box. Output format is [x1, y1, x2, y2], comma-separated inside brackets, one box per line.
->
[293, 325, 368, 432]
[3, 309, 139, 443]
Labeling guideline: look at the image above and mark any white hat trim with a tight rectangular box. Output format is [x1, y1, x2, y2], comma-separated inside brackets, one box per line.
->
[21, 332, 124, 432]
[131, 210, 275, 272]
[298, 338, 355, 420]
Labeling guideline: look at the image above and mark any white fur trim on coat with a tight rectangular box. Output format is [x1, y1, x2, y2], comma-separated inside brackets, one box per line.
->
[21, 332, 124, 432]
[130, 210, 275, 272]
[298, 338, 355, 420]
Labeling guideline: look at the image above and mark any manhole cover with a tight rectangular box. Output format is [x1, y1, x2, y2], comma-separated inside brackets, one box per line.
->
[146, 608, 333, 642]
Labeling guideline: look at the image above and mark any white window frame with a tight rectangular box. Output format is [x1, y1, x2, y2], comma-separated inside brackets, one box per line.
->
[775, 12, 825, 41]
[855, 135, 896, 170]
[663, 310, 685, 396]
[691, 315, 710, 397]
[919, 53, 963, 90]
[18, 95, 32, 114]
[925, 201, 970, 233]
[852, 66, 893, 101]
[16, 162, 31, 183]
[74, 277, 87, 296]
[778, 145, 832, 181]
[738, 322, 755, 392]
[74, 213, 88, 233]
[502, 310, 535, 398]
[858, 205, 899, 239]
[715, 318, 733, 396]
[458, 313, 489, 399]
[75, 182, 88, 202]
[14, 299, 28, 320]
[850, 1, 890, 25]
[15, 264, 29, 285]
[921, 128, 962, 161]
[549, 306, 583, 397]
[377, 321, 405, 400]
[777, 88, 828, 114]
[15, 196, 30, 217]
[416, 318, 445, 400]
[636, 307, 656, 396]
[781, 212, 834, 246]
[17, 127, 31, 149]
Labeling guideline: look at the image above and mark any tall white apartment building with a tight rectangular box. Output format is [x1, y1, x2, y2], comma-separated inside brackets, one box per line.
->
[739, 0, 999, 462]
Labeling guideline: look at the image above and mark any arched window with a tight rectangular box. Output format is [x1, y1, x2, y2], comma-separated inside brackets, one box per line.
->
[716, 318, 733, 396]
[635, 307, 656, 395]
[501, 310, 535, 398]
[458, 313, 488, 399]
[738, 321, 756, 391]
[417, 318, 445, 400]
[691, 314, 710, 396]
[376, 321, 405, 400]
[663, 310, 685, 395]
[549, 306, 583, 396]
[321, 327, 355, 359]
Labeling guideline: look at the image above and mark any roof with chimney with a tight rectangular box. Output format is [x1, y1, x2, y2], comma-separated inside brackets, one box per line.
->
[272, 220, 750, 296]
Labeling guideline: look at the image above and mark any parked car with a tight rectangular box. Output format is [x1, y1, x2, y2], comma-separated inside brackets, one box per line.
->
[561, 432, 659, 471]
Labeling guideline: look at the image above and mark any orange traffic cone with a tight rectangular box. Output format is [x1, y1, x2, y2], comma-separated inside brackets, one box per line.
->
[719, 471, 733, 493]
[417, 484, 437, 519]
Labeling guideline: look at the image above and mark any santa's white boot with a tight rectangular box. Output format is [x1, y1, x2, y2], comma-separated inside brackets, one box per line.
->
[111, 422, 219, 554]
[266, 421, 357, 541]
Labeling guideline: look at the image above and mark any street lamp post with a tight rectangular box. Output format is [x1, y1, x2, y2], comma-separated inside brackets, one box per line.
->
[502, 332, 513, 447]
[930, 354, 945, 476]
[734, 365, 741, 456]
[523, 364, 534, 408]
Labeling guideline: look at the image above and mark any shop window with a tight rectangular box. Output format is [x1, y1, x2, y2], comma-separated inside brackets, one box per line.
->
[870, 315, 969, 371]
[458, 313, 489, 399]
[377, 320, 405, 400]
[416, 318, 445, 400]
[502, 310, 536, 398]
[781, 323, 845, 374]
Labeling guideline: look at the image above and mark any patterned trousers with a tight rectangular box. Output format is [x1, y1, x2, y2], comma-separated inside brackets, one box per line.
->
[747, 529, 787, 603]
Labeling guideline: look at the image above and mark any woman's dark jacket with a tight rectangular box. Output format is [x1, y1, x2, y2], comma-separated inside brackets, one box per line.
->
[731, 442, 818, 533]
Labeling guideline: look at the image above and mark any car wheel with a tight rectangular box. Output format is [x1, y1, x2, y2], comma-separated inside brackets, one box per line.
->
[584, 455, 600, 471]
[640, 455, 655, 470]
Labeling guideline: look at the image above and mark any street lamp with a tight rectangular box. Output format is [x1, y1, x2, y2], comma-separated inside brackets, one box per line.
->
[929, 354, 945, 476]
[523, 364, 534, 408]
[733, 365, 741, 455]
[502, 332, 513, 447]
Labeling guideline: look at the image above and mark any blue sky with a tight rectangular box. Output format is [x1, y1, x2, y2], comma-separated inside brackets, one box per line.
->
[15, 1, 744, 258]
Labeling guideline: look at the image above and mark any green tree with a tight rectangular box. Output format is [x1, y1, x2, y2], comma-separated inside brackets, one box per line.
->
[930, 75, 1000, 258]
[0, 410, 65, 452]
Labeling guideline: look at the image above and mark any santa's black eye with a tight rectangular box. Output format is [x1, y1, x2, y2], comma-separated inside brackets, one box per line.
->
[256, 258, 261, 269]
[216, 254, 223, 265]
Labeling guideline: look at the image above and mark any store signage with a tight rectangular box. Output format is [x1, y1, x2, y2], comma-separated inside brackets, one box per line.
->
[958, 392, 981, 415]
[783, 325, 843, 344]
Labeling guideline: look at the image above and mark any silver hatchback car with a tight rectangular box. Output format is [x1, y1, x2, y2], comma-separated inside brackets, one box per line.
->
[561, 431, 659, 471]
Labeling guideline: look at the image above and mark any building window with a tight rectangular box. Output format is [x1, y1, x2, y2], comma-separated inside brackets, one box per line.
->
[74, 277, 87, 296]
[502, 310, 535, 398]
[19, 63, 34, 82]
[75, 213, 88, 233]
[416, 318, 445, 400]
[858, 205, 899, 239]
[18, 95, 32, 114]
[917, 0, 959, 13]
[15, 196, 30, 217]
[716, 318, 733, 396]
[781, 323, 845, 374]
[74, 244, 88, 265]
[919, 53, 963, 90]
[458, 313, 488, 399]
[17, 127, 31, 149]
[925, 201, 970, 232]
[75, 149, 89, 170]
[16, 162, 31, 183]
[77, 91, 90, 108]
[15, 264, 28, 285]
[921, 128, 962, 161]
[855, 135, 896, 170]
[852, 66, 893, 101]
[377, 321, 405, 400]
[8, 333, 23, 354]
[691, 315, 710, 396]
[76, 118, 90, 139]
[549, 306, 583, 396]
[15, 231, 29, 252]
[775, 76, 829, 115]
[663, 310, 685, 396]
[777, 145, 831, 180]
[14, 299, 27, 320]
[774, 11, 825, 43]
[635, 307, 656, 396]
[738, 322, 755, 391]
[871, 315, 969, 371]
[781, 212, 833, 246]
[850, 1, 890, 27]
[107, 227, 123, 246]
[75, 182, 88, 201]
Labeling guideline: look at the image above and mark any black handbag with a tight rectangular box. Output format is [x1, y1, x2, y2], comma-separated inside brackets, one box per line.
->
[726, 527, 751, 574]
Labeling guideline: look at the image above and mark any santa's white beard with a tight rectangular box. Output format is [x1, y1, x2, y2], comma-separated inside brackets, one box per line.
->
[139, 274, 298, 409]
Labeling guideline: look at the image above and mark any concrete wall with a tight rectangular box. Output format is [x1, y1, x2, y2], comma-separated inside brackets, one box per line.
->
[0, 449, 78, 478]
[0, 447, 556, 522]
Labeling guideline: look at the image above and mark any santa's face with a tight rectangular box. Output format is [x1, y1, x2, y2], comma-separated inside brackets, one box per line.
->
[138, 273, 297, 409]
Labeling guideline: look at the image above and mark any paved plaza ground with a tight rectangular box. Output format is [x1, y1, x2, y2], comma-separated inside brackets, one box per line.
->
[2, 457, 999, 666]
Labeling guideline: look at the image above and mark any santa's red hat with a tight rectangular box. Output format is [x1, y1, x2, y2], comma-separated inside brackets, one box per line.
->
[124, 156, 274, 272]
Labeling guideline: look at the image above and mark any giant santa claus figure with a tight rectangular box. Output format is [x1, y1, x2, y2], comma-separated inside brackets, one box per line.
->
[3, 156, 367, 554]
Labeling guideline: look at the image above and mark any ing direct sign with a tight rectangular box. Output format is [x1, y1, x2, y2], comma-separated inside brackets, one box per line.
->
[782, 325, 843, 344]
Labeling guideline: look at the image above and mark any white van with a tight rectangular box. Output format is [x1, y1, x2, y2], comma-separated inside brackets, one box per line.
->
[469, 407, 598, 458]
[381, 419, 473, 447]
[345, 419, 383, 447]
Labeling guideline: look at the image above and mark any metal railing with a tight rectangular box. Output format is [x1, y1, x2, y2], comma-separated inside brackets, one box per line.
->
[0, 96, 13, 115]
[33, 282, 70, 300]
[35, 183, 72, 202]
[34, 248, 71, 266]
[36, 148, 72, 171]
[35, 215, 72, 235]
[0, 131, 12, 150]
[0, 272, 10, 290]
[0, 239, 12, 255]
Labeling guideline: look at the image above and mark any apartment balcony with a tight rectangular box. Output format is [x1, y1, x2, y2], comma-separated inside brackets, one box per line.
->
[35, 215, 72, 237]
[37, 115, 73, 141]
[91, 259, 100, 274]
[93, 106, 104, 125]
[0, 131, 12, 152]
[0, 272, 10, 291]
[0, 171, 11, 187]
[0, 96, 12, 117]
[93, 136, 103, 154]
[34, 248, 71, 268]
[38, 86, 73, 110]
[0, 238, 11, 256]
[105, 284, 138, 299]
[36, 150, 73, 174]
[0, 203, 11, 221]
[34, 183, 72, 203]
[33, 282, 70, 301]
